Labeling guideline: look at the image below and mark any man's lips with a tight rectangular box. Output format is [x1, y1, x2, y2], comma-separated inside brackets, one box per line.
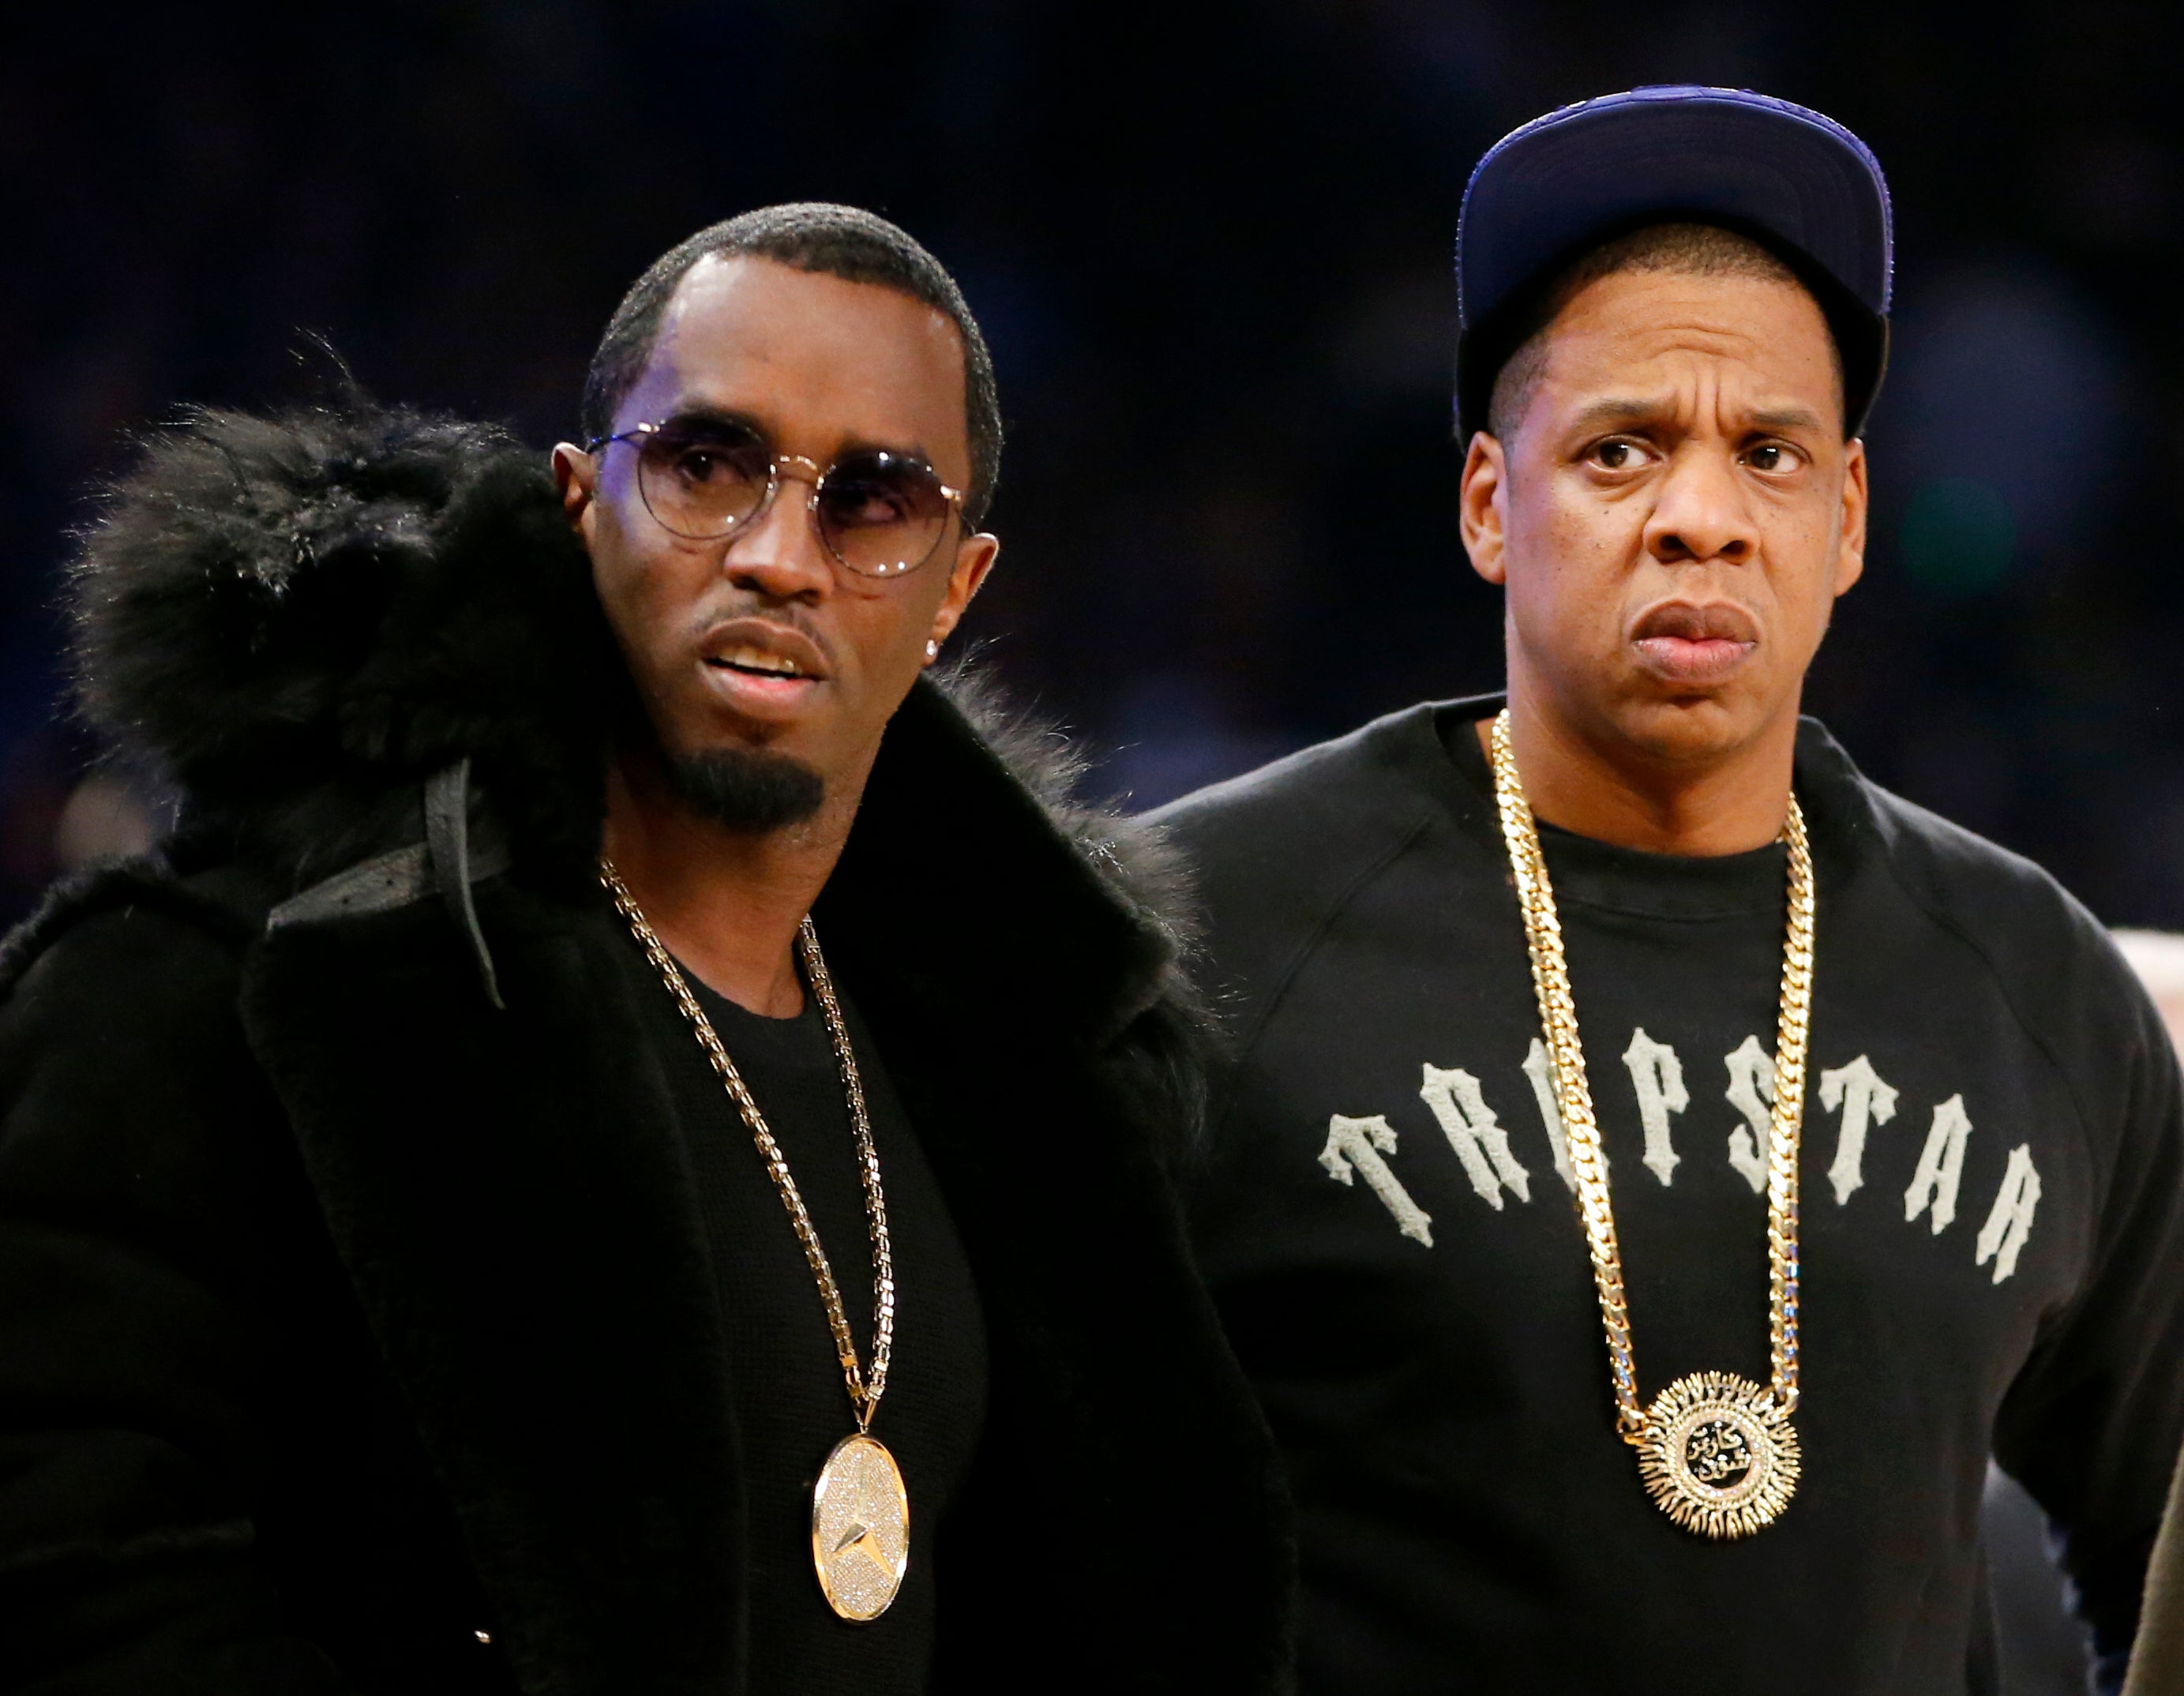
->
[1630, 602, 1760, 688]
[697, 617, 829, 716]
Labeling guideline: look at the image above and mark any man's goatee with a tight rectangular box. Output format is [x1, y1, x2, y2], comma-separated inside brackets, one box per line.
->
[668, 745, 826, 833]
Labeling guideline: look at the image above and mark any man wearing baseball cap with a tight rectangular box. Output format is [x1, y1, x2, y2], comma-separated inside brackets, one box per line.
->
[1157, 88, 2184, 1692]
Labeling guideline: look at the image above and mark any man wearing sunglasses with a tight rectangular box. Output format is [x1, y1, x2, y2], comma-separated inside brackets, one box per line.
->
[1158, 89, 2184, 1694]
[0, 205, 1289, 1693]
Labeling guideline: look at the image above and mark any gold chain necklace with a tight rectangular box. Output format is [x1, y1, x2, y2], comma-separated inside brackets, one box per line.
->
[601, 859, 909, 1620]
[1488, 710, 1812, 1539]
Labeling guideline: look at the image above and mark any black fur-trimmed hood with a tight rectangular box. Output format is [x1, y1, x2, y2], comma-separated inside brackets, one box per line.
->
[73, 405, 620, 895]
[66, 400, 1199, 1049]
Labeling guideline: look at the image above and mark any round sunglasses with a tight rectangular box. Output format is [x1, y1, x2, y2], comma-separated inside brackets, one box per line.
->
[587, 416, 967, 578]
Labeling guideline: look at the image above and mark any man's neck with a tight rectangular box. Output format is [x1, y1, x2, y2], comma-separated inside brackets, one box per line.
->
[1481, 688, 1799, 857]
[602, 751, 865, 1018]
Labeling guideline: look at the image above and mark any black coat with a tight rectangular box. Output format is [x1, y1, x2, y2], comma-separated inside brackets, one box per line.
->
[0, 406, 1294, 1695]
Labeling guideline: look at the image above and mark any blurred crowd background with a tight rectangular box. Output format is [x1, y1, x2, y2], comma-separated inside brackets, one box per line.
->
[12, 2, 2184, 929]
[8, 8, 2182, 1684]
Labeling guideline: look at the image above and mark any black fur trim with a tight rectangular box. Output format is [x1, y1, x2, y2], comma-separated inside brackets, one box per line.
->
[67, 401, 1195, 936]
[71, 404, 619, 895]
[62, 398, 1214, 1143]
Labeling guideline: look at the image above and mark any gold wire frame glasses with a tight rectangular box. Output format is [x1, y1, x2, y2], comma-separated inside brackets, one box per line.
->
[587, 416, 967, 579]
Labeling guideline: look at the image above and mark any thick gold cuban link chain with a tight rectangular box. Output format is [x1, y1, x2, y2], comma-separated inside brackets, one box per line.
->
[1488, 709, 1814, 1537]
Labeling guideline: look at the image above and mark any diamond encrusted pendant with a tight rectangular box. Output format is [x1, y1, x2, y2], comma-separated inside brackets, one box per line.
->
[812, 1432, 910, 1620]
[1636, 1371, 1801, 1540]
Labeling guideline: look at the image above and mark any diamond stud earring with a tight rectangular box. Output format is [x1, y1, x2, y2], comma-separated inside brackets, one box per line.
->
[925, 640, 940, 661]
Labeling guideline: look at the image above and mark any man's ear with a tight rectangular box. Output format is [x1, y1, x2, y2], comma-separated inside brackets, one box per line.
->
[1460, 430, 1510, 586]
[1834, 436, 1868, 598]
[927, 531, 1000, 657]
[550, 444, 596, 546]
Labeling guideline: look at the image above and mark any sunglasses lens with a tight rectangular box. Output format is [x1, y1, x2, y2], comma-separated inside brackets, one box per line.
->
[636, 421, 771, 538]
[816, 452, 953, 576]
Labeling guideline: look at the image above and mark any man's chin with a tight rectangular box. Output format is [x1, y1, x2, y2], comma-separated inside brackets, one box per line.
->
[666, 745, 827, 834]
[1606, 689, 1769, 764]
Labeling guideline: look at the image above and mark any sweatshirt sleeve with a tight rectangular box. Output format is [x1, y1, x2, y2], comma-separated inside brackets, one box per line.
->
[0, 899, 355, 1694]
[1991, 955, 2184, 1694]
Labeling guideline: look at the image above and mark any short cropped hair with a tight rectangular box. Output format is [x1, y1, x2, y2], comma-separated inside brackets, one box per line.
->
[581, 203, 1004, 525]
[1485, 222, 1844, 442]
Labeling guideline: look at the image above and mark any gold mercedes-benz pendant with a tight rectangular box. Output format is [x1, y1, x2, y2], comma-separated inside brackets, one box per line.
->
[812, 1432, 910, 1620]
[1636, 1371, 1800, 1540]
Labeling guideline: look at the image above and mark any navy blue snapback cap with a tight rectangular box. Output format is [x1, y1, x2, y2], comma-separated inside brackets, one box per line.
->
[1455, 85, 1893, 439]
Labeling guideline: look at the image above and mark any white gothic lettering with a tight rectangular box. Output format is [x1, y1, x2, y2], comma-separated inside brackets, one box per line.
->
[1904, 1094, 1973, 1234]
[1974, 1144, 2042, 1284]
[1418, 1064, 1533, 1210]
[1723, 1034, 1777, 1196]
[1620, 1028, 1688, 1187]
[1820, 1054, 1900, 1206]
[1319, 1113, 1434, 1246]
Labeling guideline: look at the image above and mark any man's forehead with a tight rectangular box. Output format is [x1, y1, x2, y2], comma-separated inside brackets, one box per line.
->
[1537, 270, 1842, 424]
[665, 252, 950, 332]
[1563, 392, 1829, 435]
[621, 254, 967, 442]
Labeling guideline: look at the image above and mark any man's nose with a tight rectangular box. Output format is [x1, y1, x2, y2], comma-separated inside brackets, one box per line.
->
[1642, 448, 1758, 566]
[721, 459, 833, 599]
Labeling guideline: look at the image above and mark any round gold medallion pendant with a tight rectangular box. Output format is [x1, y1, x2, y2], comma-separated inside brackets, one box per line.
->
[1636, 1371, 1800, 1540]
[812, 1432, 910, 1621]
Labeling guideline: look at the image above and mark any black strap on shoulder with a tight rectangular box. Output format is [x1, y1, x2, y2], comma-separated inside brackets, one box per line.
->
[425, 757, 505, 1011]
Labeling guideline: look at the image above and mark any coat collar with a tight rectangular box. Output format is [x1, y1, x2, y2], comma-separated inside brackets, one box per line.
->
[827, 672, 1189, 1050]
[69, 398, 1193, 1053]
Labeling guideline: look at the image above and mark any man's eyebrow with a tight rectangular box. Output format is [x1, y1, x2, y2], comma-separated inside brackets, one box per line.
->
[658, 400, 766, 433]
[655, 407, 938, 469]
[1566, 396, 1666, 432]
[1749, 404, 1825, 433]
[1560, 398, 1828, 434]
[836, 430, 939, 468]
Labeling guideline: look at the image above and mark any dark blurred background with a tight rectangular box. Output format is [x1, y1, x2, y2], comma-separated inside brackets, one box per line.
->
[11, 1, 2184, 925]
[6, 1, 2183, 909]
[10, 2, 2175, 1686]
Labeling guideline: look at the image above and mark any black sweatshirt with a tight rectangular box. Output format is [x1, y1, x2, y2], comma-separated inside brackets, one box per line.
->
[1154, 696, 2184, 1696]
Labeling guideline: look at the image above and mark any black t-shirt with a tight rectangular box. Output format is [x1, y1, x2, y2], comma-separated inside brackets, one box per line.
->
[1154, 697, 2184, 1696]
[629, 945, 988, 1694]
